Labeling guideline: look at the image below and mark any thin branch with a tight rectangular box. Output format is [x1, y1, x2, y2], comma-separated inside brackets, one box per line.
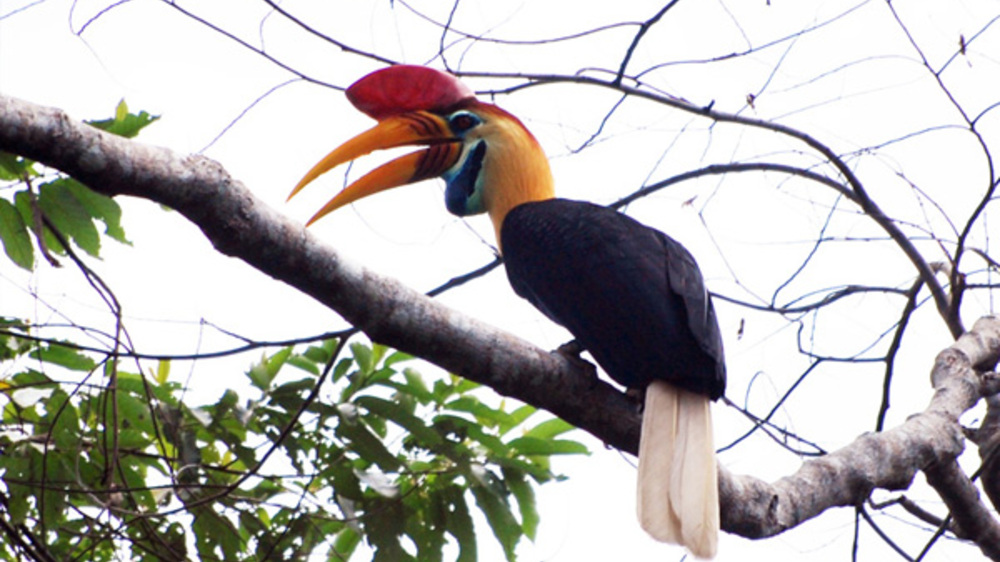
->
[162, 332, 354, 515]
[467, 72, 957, 331]
[613, 0, 682, 86]
[395, 0, 640, 46]
[858, 505, 916, 561]
[884, 2, 996, 335]
[876, 279, 924, 432]
[257, 0, 397, 67]
[3, 94, 999, 550]
[159, 1, 343, 90]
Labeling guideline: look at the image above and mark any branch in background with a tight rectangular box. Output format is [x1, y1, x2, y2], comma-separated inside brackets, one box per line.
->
[2, 94, 998, 553]
[475, 71, 959, 334]
[723, 317, 1000, 560]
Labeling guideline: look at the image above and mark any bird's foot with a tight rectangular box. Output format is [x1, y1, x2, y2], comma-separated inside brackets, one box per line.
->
[553, 340, 598, 384]
[626, 387, 644, 411]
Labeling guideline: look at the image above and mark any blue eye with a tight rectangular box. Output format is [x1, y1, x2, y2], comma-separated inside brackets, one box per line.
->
[448, 111, 481, 133]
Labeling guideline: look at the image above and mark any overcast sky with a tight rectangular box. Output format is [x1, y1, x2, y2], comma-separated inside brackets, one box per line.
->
[2, 1, 998, 560]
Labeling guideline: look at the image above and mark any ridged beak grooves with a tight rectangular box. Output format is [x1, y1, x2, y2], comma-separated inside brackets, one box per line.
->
[289, 111, 462, 225]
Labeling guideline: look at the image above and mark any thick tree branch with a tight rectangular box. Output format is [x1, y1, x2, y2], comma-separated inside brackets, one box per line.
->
[0, 93, 641, 452]
[976, 394, 1000, 512]
[722, 317, 1000, 557]
[2, 95, 998, 552]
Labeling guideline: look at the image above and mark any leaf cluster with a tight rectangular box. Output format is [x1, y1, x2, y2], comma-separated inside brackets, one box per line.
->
[0, 329, 586, 562]
[0, 99, 149, 269]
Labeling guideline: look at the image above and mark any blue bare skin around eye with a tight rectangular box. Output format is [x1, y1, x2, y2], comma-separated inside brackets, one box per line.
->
[444, 140, 487, 216]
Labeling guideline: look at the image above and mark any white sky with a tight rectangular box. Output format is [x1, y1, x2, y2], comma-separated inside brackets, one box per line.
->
[2, 0, 998, 560]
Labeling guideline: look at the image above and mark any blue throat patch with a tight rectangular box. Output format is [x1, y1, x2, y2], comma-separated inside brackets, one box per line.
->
[444, 140, 487, 216]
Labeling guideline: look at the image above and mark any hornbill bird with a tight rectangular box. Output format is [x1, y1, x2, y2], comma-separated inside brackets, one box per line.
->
[289, 65, 726, 559]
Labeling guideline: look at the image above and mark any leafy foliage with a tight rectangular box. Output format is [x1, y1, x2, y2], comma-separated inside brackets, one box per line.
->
[0, 332, 584, 561]
[0, 99, 140, 270]
[86, 99, 159, 140]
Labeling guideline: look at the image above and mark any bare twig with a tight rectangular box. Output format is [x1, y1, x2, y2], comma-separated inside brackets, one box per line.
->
[3, 95, 999, 553]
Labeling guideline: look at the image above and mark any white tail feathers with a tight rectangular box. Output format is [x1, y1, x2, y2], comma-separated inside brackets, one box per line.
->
[637, 381, 719, 559]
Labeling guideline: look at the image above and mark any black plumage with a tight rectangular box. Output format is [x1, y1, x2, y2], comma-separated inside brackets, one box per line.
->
[501, 198, 725, 400]
[288, 64, 727, 554]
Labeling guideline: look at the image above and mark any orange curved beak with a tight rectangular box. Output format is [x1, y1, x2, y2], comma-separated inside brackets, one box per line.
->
[288, 112, 462, 226]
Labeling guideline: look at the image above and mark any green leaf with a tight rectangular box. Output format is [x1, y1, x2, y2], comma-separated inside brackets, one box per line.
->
[267, 347, 292, 374]
[504, 468, 539, 540]
[118, 428, 153, 449]
[469, 468, 521, 561]
[217, 389, 239, 416]
[47, 389, 80, 452]
[336, 408, 401, 471]
[11, 368, 52, 388]
[151, 360, 169, 385]
[383, 349, 413, 367]
[0, 321, 33, 361]
[355, 395, 442, 448]
[507, 436, 588, 456]
[365, 496, 413, 562]
[433, 414, 508, 457]
[0, 198, 34, 269]
[247, 479, 283, 501]
[454, 378, 479, 394]
[524, 417, 579, 440]
[330, 527, 361, 561]
[302, 338, 338, 365]
[87, 99, 159, 139]
[1, 454, 30, 524]
[64, 179, 129, 244]
[269, 377, 316, 412]
[118, 462, 156, 512]
[38, 180, 101, 256]
[115, 370, 150, 394]
[369, 343, 389, 368]
[14, 190, 65, 256]
[445, 396, 509, 428]
[324, 459, 363, 501]
[498, 404, 536, 436]
[442, 486, 476, 562]
[492, 455, 554, 482]
[0, 151, 36, 180]
[117, 391, 154, 436]
[249, 347, 293, 390]
[192, 506, 242, 560]
[394, 368, 434, 404]
[332, 356, 353, 383]
[40, 454, 69, 527]
[239, 510, 267, 538]
[248, 362, 269, 390]
[405, 494, 446, 562]
[286, 354, 320, 375]
[30, 342, 96, 372]
[351, 342, 374, 375]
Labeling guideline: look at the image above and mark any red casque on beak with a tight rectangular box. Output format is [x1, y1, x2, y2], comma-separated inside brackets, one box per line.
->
[288, 111, 462, 225]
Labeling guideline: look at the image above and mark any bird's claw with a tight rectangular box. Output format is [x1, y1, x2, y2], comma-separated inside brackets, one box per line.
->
[554, 340, 598, 383]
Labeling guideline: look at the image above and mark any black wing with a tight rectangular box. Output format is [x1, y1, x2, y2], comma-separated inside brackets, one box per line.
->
[501, 199, 725, 399]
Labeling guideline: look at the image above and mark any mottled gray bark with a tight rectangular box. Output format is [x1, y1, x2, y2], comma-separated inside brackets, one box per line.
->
[2, 94, 998, 557]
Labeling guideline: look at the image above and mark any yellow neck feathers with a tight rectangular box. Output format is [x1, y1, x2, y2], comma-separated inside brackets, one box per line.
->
[474, 105, 555, 245]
